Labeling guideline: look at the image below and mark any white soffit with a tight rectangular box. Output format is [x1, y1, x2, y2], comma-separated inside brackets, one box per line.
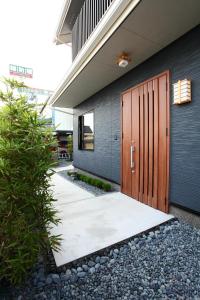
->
[55, 0, 71, 44]
[55, 0, 85, 44]
[52, 0, 200, 108]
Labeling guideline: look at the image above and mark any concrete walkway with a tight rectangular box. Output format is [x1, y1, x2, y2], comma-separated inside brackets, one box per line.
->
[50, 172, 173, 267]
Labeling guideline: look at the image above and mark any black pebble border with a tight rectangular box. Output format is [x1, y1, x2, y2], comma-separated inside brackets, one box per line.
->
[9, 219, 200, 300]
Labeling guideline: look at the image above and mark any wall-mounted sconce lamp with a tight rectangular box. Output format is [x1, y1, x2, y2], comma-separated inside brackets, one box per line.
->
[173, 79, 191, 104]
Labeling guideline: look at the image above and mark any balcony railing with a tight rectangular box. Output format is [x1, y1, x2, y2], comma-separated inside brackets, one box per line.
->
[72, 0, 114, 60]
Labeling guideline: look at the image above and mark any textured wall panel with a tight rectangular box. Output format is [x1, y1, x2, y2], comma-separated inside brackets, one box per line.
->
[73, 25, 200, 212]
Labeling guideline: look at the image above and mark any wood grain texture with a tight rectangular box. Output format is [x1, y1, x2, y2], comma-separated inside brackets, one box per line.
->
[143, 83, 148, 204]
[122, 71, 170, 213]
[139, 85, 144, 202]
[131, 88, 140, 200]
[148, 80, 153, 207]
[121, 92, 132, 197]
[158, 75, 167, 212]
[166, 71, 170, 213]
[152, 78, 159, 209]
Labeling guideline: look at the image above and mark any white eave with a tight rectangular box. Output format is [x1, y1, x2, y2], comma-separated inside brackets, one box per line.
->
[54, 0, 85, 45]
[54, 0, 71, 45]
[50, 0, 141, 105]
[50, 0, 200, 108]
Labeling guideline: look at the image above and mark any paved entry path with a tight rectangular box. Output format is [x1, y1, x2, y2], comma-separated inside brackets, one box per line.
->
[50, 172, 173, 267]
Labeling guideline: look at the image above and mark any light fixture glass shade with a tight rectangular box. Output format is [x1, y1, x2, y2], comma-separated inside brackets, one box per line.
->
[173, 79, 191, 104]
[118, 59, 129, 68]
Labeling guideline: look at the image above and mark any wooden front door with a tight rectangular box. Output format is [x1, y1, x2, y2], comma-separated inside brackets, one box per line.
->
[121, 71, 170, 213]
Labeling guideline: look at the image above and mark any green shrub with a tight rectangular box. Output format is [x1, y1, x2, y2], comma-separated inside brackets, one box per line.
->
[103, 183, 112, 192]
[82, 175, 87, 182]
[92, 179, 98, 187]
[76, 172, 112, 192]
[96, 180, 103, 189]
[85, 177, 90, 184]
[87, 177, 92, 185]
[51, 149, 59, 166]
[93, 179, 102, 188]
[67, 135, 73, 160]
[79, 174, 85, 181]
[0, 78, 61, 285]
[90, 178, 95, 186]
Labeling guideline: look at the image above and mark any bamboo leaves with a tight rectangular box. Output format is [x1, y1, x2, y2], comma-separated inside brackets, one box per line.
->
[0, 78, 60, 284]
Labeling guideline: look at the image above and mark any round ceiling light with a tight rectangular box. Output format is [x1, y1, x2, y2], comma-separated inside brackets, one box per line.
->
[116, 52, 131, 68]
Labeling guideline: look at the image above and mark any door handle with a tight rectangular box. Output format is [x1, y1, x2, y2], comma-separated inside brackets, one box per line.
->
[130, 145, 135, 169]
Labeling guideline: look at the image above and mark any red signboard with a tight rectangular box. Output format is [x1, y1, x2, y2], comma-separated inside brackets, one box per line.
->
[9, 64, 33, 78]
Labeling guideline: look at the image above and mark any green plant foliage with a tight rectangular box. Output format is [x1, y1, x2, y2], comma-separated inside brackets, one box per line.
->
[103, 183, 112, 192]
[93, 179, 99, 187]
[90, 178, 95, 186]
[67, 135, 73, 159]
[96, 181, 103, 189]
[74, 172, 112, 192]
[0, 78, 61, 285]
[87, 177, 92, 185]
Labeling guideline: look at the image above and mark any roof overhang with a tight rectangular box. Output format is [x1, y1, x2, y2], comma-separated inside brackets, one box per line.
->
[55, 0, 85, 45]
[51, 0, 200, 108]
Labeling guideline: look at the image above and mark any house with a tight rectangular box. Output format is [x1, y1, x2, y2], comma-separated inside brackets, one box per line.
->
[50, 0, 200, 214]
[40, 99, 73, 131]
[55, 130, 73, 160]
[40, 102, 73, 159]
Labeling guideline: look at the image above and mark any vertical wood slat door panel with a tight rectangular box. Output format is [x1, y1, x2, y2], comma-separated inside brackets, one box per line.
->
[139, 85, 144, 202]
[158, 75, 167, 212]
[131, 88, 140, 200]
[121, 92, 132, 197]
[121, 71, 169, 213]
[166, 75, 170, 213]
[152, 78, 159, 208]
[143, 83, 149, 204]
[148, 81, 153, 207]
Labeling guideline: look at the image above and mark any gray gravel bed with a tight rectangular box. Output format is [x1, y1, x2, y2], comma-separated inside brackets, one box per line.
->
[11, 219, 200, 299]
[57, 170, 111, 196]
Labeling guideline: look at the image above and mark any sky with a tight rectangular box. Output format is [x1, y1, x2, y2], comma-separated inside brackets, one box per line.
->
[0, 0, 72, 91]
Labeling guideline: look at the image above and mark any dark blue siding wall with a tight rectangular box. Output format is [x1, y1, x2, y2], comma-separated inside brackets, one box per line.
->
[73, 88, 120, 183]
[73, 25, 200, 212]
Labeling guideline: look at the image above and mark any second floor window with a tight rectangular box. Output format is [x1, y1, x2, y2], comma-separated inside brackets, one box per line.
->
[78, 111, 94, 150]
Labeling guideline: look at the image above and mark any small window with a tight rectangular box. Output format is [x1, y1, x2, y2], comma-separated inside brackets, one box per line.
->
[78, 111, 94, 150]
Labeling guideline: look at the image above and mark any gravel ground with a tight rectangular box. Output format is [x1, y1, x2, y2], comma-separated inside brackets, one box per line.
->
[10, 219, 200, 299]
[57, 170, 110, 196]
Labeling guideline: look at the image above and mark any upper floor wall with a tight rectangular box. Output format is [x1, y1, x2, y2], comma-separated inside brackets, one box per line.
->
[72, 0, 114, 60]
